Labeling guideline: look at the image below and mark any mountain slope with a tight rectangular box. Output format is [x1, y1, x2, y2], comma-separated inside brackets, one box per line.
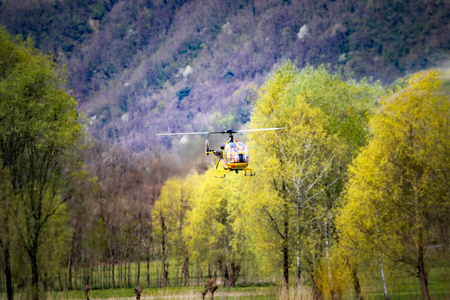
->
[1, 0, 448, 151]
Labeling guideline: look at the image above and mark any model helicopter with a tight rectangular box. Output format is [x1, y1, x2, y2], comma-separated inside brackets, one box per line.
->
[158, 128, 284, 178]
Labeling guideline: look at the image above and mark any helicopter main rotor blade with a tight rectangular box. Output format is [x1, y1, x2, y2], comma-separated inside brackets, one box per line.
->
[157, 131, 211, 136]
[157, 130, 235, 136]
[235, 127, 285, 133]
[157, 127, 285, 136]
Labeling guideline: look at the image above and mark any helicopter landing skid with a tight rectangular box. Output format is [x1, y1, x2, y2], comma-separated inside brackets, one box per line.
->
[214, 169, 228, 178]
[244, 168, 255, 176]
[214, 168, 255, 178]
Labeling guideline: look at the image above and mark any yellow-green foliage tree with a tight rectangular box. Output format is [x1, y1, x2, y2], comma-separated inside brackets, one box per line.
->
[246, 62, 297, 293]
[249, 62, 345, 297]
[288, 65, 386, 299]
[247, 62, 385, 298]
[183, 169, 250, 287]
[338, 70, 449, 300]
[151, 174, 196, 286]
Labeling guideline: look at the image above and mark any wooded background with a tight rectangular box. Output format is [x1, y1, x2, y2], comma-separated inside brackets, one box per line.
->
[0, 1, 449, 299]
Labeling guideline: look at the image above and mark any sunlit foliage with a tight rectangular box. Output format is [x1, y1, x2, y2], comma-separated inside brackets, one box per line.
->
[244, 61, 385, 298]
[338, 70, 449, 299]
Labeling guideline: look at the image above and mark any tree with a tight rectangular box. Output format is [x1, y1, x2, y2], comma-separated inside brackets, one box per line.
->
[338, 70, 449, 300]
[248, 62, 344, 297]
[0, 28, 86, 300]
[0, 160, 14, 300]
[152, 176, 181, 287]
[287, 65, 386, 299]
[247, 62, 385, 299]
[80, 142, 155, 290]
[183, 170, 248, 287]
[152, 174, 196, 287]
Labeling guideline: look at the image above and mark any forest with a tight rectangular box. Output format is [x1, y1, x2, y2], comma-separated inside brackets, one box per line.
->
[0, 27, 449, 300]
[0, 0, 449, 299]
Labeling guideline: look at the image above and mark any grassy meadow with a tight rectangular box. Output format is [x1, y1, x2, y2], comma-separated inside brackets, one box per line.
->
[2, 263, 448, 299]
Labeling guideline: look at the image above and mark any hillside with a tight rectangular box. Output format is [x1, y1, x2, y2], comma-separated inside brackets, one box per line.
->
[1, 0, 449, 151]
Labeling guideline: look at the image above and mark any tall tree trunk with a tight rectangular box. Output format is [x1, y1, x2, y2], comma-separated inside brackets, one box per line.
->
[108, 264, 110, 288]
[58, 271, 64, 292]
[351, 266, 363, 300]
[125, 237, 130, 287]
[128, 260, 131, 288]
[196, 262, 201, 286]
[282, 200, 289, 293]
[157, 260, 161, 287]
[296, 241, 302, 295]
[102, 265, 105, 289]
[418, 242, 430, 300]
[67, 251, 73, 290]
[123, 260, 127, 288]
[111, 252, 115, 289]
[74, 255, 78, 290]
[30, 249, 39, 300]
[137, 222, 141, 287]
[176, 251, 180, 287]
[229, 260, 241, 287]
[1, 212, 14, 300]
[119, 257, 123, 289]
[90, 259, 93, 288]
[97, 263, 100, 290]
[137, 232, 140, 286]
[3, 246, 13, 300]
[324, 218, 334, 299]
[160, 213, 169, 287]
[378, 252, 389, 300]
[97, 263, 101, 290]
[124, 245, 128, 288]
[146, 247, 150, 288]
[182, 255, 190, 286]
[296, 199, 302, 296]
[24, 218, 41, 299]
[137, 260, 141, 287]
[67, 222, 79, 291]
[375, 212, 389, 300]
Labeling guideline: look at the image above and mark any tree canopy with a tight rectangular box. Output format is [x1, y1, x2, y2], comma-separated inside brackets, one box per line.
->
[338, 70, 449, 299]
[0, 27, 86, 300]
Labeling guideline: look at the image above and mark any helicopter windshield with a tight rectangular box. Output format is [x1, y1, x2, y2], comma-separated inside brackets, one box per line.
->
[224, 142, 249, 164]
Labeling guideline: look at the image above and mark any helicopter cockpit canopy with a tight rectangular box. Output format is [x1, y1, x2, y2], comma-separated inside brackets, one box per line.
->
[224, 142, 249, 165]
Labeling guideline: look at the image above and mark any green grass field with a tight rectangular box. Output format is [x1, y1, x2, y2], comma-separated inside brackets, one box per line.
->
[14, 284, 278, 300]
[5, 274, 450, 300]
[2, 262, 448, 299]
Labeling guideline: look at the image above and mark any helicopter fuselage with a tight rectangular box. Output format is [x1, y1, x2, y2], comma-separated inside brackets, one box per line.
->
[157, 127, 284, 178]
[207, 140, 254, 177]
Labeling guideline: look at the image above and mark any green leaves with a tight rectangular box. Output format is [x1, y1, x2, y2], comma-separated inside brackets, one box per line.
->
[0, 27, 87, 299]
[244, 61, 389, 294]
[338, 70, 449, 297]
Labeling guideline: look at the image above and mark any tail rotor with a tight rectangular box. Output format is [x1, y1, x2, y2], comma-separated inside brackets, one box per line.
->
[205, 139, 215, 167]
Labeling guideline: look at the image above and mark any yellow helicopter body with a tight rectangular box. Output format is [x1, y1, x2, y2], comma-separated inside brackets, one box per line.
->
[158, 128, 284, 178]
[206, 140, 254, 178]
